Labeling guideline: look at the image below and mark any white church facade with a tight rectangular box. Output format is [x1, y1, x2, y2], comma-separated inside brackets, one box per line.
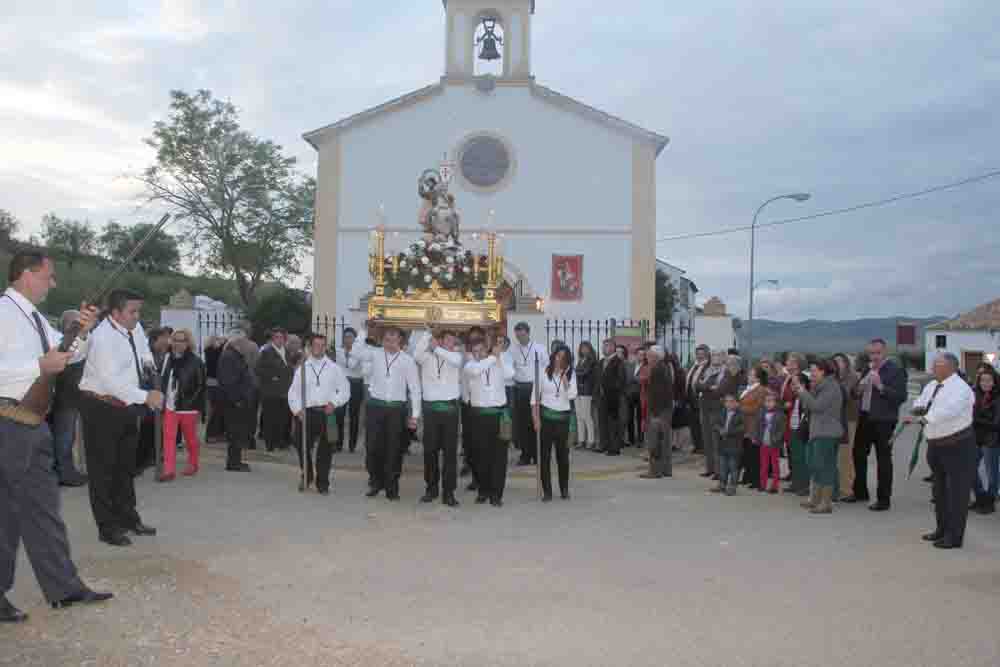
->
[305, 0, 668, 328]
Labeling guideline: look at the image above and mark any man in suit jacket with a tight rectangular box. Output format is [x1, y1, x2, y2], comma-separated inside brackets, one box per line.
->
[600, 341, 627, 456]
[685, 345, 710, 453]
[255, 329, 293, 452]
[846, 338, 908, 511]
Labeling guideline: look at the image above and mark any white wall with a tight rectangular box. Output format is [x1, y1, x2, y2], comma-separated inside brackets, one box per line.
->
[329, 84, 636, 320]
[924, 329, 999, 372]
[695, 315, 735, 353]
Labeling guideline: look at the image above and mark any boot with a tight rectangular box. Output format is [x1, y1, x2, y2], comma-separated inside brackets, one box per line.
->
[810, 486, 833, 514]
[800, 483, 818, 509]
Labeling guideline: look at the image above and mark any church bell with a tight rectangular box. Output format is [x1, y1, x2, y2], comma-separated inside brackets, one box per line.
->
[478, 35, 501, 61]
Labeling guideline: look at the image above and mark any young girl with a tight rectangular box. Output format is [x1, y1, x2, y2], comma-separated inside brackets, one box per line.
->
[972, 370, 1000, 514]
[532, 344, 578, 501]
[758, 391, 786, 494]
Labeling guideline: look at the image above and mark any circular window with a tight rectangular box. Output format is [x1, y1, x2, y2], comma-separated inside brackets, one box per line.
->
[459, 135, 512, 190]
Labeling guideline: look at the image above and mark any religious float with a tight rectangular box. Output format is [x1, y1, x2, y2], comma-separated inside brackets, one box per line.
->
[365, 165, 508, 338]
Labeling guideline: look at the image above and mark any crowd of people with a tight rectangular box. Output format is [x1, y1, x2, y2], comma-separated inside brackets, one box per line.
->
[1, 247, 995, 624]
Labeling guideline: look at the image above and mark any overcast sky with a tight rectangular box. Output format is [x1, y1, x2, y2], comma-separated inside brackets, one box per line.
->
[3, 0, 999, 321]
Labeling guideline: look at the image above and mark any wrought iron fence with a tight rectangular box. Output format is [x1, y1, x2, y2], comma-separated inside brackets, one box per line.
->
[194, 311, 247, 355]
[311, 315, 353, 346]
[541, 318, 651, 353]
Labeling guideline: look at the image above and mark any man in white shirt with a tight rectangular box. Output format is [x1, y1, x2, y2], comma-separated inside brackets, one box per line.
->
[0, 250, 111, 622]
[509, 322, 547, 465]
[288, 332, 350, 495]
[465, 337, 515, 506]
[334, 327, 365, 452]
[413, 329, 463, 506]
[906, 352, 977, 549]
[79, 288, 164, 548]
[361, 327, 421, 500]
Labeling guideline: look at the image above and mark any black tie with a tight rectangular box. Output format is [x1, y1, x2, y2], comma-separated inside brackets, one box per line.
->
[127, 330, 143, 386]
[31, 311, 51, 354]
[927, 382, 944, 410]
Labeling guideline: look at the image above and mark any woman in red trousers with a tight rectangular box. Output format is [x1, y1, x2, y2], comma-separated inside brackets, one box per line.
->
[159, 328, 206, 481]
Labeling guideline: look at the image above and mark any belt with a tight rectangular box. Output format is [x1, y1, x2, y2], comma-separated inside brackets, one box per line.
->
[0, 397, 19, 409]
[368, 398, 406, 409]
[424, 400, 459, 413]
[472, 406, 506, 416]
[81, 390, 128, 409]
[516, 382, 533, 387]
[928, 425, 974, 447]
[541, 406, 572, 422]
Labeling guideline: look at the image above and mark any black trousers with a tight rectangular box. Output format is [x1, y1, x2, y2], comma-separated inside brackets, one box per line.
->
[79, 395, 142, 537]
[366, 403, 405, 494]
[626, 393, 642, 444]
[928, 432, 978, 544]
[688, 400, 703, 452]
[599, 399, 622, 454]
[506, 387, 516, 448]
[473, 411, 507, 500]
[261, 396, 291, 450]
[853, 414, 896, 503]
[136, 415, 156, 471]
[296, 407, 333, 491]
[205, 386, 226, 438]
[223, 400, 252, 467]
[335, 378, 365, 451]
[461, 402, 477, 483]
[741, 438, 760, 488]
[423, 408, 459, 495]
[514, 384, 535, 462]
[540, 417, 571, 497]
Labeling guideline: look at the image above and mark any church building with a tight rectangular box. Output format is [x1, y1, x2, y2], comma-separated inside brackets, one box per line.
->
[304, 0, 669, 328]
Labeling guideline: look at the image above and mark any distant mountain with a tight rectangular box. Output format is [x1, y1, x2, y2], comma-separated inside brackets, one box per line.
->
[745, 317, 947, 356]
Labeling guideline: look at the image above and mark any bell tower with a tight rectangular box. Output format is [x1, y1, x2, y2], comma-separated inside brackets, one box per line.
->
[443, 0, 534, 80]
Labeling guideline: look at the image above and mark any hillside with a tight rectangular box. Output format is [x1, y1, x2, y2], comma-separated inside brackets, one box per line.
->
[747, 317, 946, 356]
[0, 241, 272, 323]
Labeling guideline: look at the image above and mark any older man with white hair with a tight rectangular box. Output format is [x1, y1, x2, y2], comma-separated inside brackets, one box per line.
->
[907, 352, 976, 549]
[640, 345, 675, 479]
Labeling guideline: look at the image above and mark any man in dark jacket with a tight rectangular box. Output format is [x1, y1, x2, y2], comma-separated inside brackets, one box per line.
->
[846, 338, 908, 511]
[255, 329, 292, 452]
[599, 340, 627, 456]
[218, 336, 257, 472]
[640, 346, 674, 478]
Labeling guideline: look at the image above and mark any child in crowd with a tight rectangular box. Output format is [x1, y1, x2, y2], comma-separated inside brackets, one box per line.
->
[758, 391, 786, 494]
[715, 394, 745, 496]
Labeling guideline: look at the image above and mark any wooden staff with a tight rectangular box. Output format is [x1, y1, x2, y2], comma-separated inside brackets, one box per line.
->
[534, 354, 542, 500]
[299, 356, 309, 492]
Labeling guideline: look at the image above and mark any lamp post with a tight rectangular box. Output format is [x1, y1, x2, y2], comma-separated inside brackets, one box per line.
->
[747, 193, 810, 362]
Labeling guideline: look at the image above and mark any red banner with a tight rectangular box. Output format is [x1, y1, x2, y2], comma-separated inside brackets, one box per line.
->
[551, 255, 583, 302]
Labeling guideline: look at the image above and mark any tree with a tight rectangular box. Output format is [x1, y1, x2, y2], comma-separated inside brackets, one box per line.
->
[99, 220, 181, 272]
[41, 214, 97, 268]
[0, 209, 19, 244]
[249, 288, 311, 343]
[139, 89, 315, 311]
[655, 269, 677, 327]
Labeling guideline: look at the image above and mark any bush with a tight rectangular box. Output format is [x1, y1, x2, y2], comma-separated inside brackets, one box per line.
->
[249, 289, 311, 343]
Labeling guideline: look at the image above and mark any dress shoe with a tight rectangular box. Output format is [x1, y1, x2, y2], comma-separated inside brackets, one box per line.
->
[869, 501, 891, 512]
[561, 492, 571, 500]
[542, 494, 553, 503]
[128, 523, 157, 536]
[699, 472, 713, 478]
[59, 474, 88, 487]
[365, 487, 382, 498]
[157, 473, 176, 483]
[978, 502, 997, 515]
[225, 463, 251, 472]
[318, 488, 330, 496]
[443, 495, 460, 507]
[421, 492, 439, 503]
[922, 531, 944, 542]
[182, 466, 198, 477]
[475, 495, 488, 504]
[490, 497, 504, 507]
[50, 588, 114, 609]
[605, 451, 621, 456]
[840, 495, 859, 504]
[466, 481, 479, 492]
[386, 492, 400, 501]
[922, 475, 934, 483]
[0, 596, 28, 623]
[99, 531, 132, 547]
[933, 538, 962, 549]
[639, 473, 662, 479]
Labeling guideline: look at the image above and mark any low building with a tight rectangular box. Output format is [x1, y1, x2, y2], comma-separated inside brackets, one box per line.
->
[925, 298, 1000, 373]
[695, 297, 737, 354]
[656, 258, 698, 365]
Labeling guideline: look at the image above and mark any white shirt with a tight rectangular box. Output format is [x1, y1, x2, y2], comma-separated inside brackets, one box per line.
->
[509, 340, 547, 384]
[336, 344, 365, 380]
[288, 355, 351, 414]
[465, 354, 514, 408]
[412, 332, 463, 402]
[361, 347, 422, 418]
[79, 317, 153, 406]
[460, 351, 473, 404]
[531, 368, 579, 412]
[912, 373, 974, 441]
[502, 350, 516, 387]
[0, 287, 88, 401]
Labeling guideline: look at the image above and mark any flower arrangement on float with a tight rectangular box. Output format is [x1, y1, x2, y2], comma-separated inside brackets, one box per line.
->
[381, 238, 489, 298]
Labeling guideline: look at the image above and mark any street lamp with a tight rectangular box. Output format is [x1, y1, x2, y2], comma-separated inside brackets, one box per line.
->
[747, 193, 810, 362]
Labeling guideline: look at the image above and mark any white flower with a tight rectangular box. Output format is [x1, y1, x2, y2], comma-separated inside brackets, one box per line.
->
[462, 266, 470, 274]
[430, 243, 441, 252]
[446, 255, 455, 264]
[445, 273, 454, 281]
[432, 266, 441, 274]
[421, 257, 430, 265]
[416, 239, 426, 247]
[423, 275, 432, 283]
[400, 260, 407, 268]
[410, 268, 418, 276]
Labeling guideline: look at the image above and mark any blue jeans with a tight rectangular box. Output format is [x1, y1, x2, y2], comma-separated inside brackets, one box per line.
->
[975, 447, 1000, 498]
[719, 451, 741, 488]
[51, 406, 82, 480]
